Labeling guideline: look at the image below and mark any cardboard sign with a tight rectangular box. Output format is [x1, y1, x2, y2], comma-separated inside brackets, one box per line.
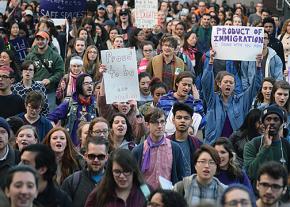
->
[101, 48, 140, 104]
[211, 26, 264, 61]
[0, 1, 7, 14]
[39, 0, 86, 19]
[135, 0, 158, 28]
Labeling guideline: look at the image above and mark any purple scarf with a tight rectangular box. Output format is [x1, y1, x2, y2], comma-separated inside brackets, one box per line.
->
[141, 136, 165, 172]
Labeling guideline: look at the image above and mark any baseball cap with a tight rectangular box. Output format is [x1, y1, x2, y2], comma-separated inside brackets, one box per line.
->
[24, 10, 33, 16]
[35, 31, 50, 40]
[119, 9, 129, 15]
[97, 4, 106, 10]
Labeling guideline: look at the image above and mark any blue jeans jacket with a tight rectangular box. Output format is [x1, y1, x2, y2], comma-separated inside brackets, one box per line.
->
[201, 62, 262, 144]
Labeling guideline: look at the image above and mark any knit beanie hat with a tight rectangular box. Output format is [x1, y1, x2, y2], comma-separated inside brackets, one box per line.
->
[0, 117, 11, 138]
[262, 105, 284, 123]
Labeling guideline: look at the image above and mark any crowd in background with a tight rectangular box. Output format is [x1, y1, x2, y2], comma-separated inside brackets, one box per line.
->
[0, 0, 290, 207]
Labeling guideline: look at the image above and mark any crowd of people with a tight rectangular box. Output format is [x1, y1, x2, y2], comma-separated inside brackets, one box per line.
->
[1, 0, 290, 207]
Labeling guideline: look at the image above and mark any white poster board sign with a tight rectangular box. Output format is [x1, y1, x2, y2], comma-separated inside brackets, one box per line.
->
[211, 26, 264, 61]
[135, 0, 158, 28]
[0, 1, 7, 14]
[101, 48, 140, 104]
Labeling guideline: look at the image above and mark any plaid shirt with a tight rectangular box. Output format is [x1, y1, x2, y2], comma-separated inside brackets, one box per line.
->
[174, 174, 227, 206]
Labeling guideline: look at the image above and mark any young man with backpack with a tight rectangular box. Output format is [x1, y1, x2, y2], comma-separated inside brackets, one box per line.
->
[48, 73, 98, 145]
[61, 137, 109, 207]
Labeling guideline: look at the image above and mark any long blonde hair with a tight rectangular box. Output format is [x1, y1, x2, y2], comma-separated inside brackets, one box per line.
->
[281, 19, 290, 35]
[82, 45, 101, 81]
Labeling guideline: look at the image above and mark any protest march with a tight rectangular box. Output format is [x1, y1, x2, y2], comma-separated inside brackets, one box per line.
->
[0, 0, 290, 207]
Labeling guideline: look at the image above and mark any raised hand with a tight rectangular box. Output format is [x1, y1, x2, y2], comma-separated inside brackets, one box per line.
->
[263, 125, 273, 148]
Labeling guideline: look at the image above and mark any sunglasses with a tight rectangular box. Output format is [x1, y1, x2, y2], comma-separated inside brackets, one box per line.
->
[120, 13, 128, 16]
[87, 153, 106, 161]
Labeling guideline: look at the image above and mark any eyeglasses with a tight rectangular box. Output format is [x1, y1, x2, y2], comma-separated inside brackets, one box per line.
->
[23, 68, 34, 72]
[0, 75, 11, 79]
[92, 129, 109, 135]
[225, 199, 251, 207]
[259, 182, 284, 191]
[196, 160, 216, 166]
[87, 153, 106, 161]
[82, 82, 94, 86]
[112, 169, 132, 177]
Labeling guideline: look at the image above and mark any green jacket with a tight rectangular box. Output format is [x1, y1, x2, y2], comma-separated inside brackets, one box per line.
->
[25, 45, 64, 92]
[243, 136, 290, 181]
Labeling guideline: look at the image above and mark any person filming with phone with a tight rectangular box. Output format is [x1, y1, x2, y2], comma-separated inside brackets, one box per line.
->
[244, 105, 290, 184]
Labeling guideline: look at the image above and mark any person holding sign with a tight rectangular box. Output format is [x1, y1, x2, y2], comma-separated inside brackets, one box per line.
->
[241, 31, 283, 91]
[97, 64, 146, 144]
[201, 49, 263, 144]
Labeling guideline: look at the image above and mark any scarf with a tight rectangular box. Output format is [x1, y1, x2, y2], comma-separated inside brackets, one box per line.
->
[184, 46, 198, 61]
[66, 72, 82, 97]
[141, 136, 165, 172]
[78, 96, 91, 106]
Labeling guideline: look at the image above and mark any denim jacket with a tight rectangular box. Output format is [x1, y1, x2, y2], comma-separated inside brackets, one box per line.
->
[201, 62, 262, 144]
[241, 47, 283, 91]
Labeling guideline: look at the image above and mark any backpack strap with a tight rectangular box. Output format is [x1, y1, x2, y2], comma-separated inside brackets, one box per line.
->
[190, 136, 202, 150]
[139, 184, 151, 202]
[71, 171, 82, 199]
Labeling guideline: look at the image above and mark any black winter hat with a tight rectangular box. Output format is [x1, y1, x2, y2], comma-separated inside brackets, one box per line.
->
[0, 117, 11, 138]
[262, 105, 285, 123]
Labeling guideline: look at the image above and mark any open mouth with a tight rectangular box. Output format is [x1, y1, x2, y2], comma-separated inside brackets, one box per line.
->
[21, 141, 28, 146]
[56, 143, 62, 148]
[203, 170, 210, 174]
[117, 127, 124, 133]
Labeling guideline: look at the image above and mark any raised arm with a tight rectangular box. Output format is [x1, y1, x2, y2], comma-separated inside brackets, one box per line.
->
[242, 54, 263, 112]
[201, 49, 215, 107]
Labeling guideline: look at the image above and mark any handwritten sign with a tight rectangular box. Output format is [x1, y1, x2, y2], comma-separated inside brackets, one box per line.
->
[0, 1, 7, 14]
[135, 0, 158, 28]
[101, 48, 140, 104]
[39, 0, 86, 19]
[211, 26, 264, 61]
